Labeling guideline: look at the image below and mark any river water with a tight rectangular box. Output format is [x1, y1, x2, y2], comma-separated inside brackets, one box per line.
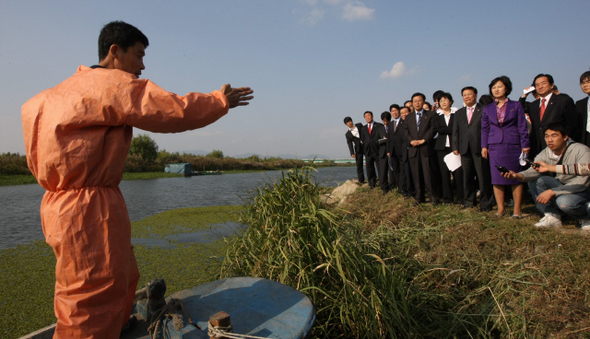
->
[0, 167, 357, 250]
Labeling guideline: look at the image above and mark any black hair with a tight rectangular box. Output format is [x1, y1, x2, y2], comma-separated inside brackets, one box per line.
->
[389, 104, 400, 112]
[381, 111, 391, 122]
[479, 94, 494, 106]
[343, 116, 352, 124]
[364, 111, 373, 117]
[461, 86, 478, 96]
[404, 100, 412, 107]
[423, 101, 432, 110]
[580, 71, 590, 84]
[488, 76, 513, 97]
[532, 73, 554, 86]
[411, 92, 426, 101]
[432, 90, 444, 102]
[543, 123, 568, 138]
[439, 92, 454, 105]
[400, 106, 411, 113]
[98, 21, 149, 61]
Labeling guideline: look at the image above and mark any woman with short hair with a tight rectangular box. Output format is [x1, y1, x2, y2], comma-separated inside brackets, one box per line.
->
[481, 76, 530, 218]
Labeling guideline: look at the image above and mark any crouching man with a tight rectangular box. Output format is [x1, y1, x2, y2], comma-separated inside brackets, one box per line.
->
[502, 123, 590, 228]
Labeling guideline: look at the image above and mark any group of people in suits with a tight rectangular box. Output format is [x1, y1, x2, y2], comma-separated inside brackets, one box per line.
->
[344, 70, 590, 229]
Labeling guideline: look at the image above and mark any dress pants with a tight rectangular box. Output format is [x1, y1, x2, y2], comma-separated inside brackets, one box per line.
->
[409, 153, 439, 203]
[377, 155, 389, 192]
[388, 155, 400, 191]
[365, 154, 378, 188]
[461, 148, 494, 209]
[436, 147, 464, 204]
[354, 153, 365, 183]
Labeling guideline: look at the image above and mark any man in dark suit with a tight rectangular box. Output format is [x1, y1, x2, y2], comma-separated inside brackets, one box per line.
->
[576, 71, 590, 148]
[385, 104, 402, 192]
[403, 92, 439, 205]
[452, 86, 494, 211]
[377, 112, 391, 194]
[528, 74, 577, 157]
[395, 106, 415, 197]
[344, 116, 365, 183]
[361, 111, 384, 189]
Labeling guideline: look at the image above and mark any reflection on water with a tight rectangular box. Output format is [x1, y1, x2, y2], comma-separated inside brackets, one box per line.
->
[0, 167, 356, 250]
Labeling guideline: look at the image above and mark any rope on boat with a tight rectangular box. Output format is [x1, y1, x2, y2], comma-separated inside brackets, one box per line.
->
[147, 298, 200, 339]
[207, 321, 269, 339]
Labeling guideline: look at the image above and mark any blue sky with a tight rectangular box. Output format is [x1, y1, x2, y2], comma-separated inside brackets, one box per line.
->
[1, 0, 589, 158]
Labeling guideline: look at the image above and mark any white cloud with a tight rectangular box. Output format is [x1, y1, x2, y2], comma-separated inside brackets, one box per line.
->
[299, 0, 375, 24]
[380, 62, 420, 79]
[306, 8, 325, 25]
[459, 73, 473, 81]
[342, 1, 375, 21]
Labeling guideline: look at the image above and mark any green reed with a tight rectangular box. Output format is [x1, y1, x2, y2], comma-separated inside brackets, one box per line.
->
[220, 168, 440, 337]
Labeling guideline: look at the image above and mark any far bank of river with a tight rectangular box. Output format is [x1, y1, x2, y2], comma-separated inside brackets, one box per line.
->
[0, 167, 357, 250]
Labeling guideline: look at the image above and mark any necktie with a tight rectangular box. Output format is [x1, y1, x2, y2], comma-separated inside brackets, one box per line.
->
[368, 124, 372, 135]
[394, 121, 397, 133]
[385, 125, 388, 133]
[468, 107, 474, 124]
[417, 112, 422, 131]
[540, 98, 547, 121]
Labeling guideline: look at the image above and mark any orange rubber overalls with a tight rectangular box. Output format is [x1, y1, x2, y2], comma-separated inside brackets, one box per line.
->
[21, 65, 229, 338]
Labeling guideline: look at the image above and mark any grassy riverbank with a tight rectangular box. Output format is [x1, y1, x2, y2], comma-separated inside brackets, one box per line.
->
[220, 169, 590, 338]
[5, 169, 589, 338]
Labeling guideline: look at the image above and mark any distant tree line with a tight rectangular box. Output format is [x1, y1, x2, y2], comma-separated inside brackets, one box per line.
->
[0, 134, 337, 175]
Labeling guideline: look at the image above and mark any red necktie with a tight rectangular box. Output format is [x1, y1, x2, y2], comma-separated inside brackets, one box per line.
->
[540, 98, 546, 121]
[368, 124, 372, 135]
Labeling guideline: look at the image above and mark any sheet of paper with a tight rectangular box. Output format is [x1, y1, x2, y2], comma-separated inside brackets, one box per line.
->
[443, 152, 462, 172]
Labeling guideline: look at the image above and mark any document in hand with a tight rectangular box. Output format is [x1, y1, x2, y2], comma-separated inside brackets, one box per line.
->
[443, 152, 462, 172]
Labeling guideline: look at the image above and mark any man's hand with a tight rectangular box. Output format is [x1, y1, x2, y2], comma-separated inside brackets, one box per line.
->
[501, 170, 522, 181]
[351, 154, 356, 159]
[482, 148, 488, 159]
[453, 150, 459, 156]
[535, 161, 556, 173]
[221, 84, 254, 108]
[537, 189, 556, 205]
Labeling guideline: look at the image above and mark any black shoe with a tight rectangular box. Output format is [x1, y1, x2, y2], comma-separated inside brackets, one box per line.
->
[478, 206, 492, 212]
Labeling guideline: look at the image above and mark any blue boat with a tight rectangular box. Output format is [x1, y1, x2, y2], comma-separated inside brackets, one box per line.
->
[21, 277, 316, 339]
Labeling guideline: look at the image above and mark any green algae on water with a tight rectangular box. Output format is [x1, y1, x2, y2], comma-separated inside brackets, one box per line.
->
[0, 205, 242, 339]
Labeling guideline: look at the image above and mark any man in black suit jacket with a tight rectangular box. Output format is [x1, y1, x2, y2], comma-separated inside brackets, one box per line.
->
[361, 111, 384, 189]
[344, 116, 365, 183]
[452, 86, 494, 211]
[377, 112, 392, 194]
[576, 71, 590, 147]
[403, 93, 439, 205]
[385, 104, 402, 192]
[528, 74, 577, 157]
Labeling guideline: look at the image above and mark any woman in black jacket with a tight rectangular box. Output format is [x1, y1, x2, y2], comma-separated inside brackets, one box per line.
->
[433, 92, 464, 205]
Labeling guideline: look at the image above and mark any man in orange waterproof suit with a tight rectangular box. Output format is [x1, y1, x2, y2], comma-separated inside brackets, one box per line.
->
[21, 21, 253, 338]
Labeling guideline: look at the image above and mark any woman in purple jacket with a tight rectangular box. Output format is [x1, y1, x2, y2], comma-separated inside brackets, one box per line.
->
[481, 76, 530, 218]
